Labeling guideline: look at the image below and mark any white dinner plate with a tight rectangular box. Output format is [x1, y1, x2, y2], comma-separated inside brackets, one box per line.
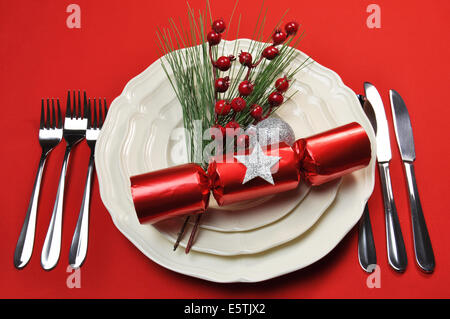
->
[110, 39, 344, 256]
[118, 48, 344, 254]
[95, 39, 376, 282]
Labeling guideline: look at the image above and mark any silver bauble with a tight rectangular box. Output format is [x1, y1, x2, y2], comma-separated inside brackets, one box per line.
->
[248, 117, 295, 147]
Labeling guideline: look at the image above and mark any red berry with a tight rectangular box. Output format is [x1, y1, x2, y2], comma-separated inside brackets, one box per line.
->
[225, 121, 240, 136]
[231, 97, 246, 112]
[239, 51, 253, 67]
[215, 77, 230, 92]
[250, 104, 263, 119]
[237, 134, 250, 148]
[207, 31, 221, 46]
[275, 77, 289, 92]
[215, 56, 233, 71]
[285, 21, 299, 36]
[238, 80, 254, 96]
[268, 91, 284, 106]
[215, 100, 231, 115]
[210, 125, 225, 139]
[272, 29, 287, 45]
[212, 19, 226, 33]
[262, 46, 279, 60]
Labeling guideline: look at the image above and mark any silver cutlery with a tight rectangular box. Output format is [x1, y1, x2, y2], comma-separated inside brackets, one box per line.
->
[357, 95, 377, 272]
[69, 98, 107, 268]
[389, 89, 435, 273]
[14, 99, 63, 269]
[364, 82, 408, 272]
[41, 91, 88, 270]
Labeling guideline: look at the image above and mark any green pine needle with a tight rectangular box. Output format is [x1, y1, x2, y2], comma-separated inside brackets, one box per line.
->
[156, 1, 311, 165]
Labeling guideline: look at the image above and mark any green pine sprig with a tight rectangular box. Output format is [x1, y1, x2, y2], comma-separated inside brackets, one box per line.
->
[156, 1, 311, 166]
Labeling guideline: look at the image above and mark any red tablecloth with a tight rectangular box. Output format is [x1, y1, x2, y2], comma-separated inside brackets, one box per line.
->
[1, 0, 449, 298]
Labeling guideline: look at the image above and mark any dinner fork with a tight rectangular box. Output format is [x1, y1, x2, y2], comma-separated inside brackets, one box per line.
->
[357, 95, 377, 272]
[69, 98, 107, 268]
[14, 99, 63, 269]
[41, 91, 87, 270]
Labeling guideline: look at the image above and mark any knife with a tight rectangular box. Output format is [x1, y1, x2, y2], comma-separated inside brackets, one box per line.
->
[364, 82, 408, 272]
[389, 89, 435, 273]
[357, 95, 377, 273]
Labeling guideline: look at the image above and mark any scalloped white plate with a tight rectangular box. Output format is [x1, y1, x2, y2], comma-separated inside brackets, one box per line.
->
[95, 39, 376, 282]
[107, 39, 343, 256]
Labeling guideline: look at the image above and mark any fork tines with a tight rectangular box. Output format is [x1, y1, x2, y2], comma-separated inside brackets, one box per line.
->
[41, 99, 62, 129]
[87, 98, 108, 129]
[66, 90, 88, 119]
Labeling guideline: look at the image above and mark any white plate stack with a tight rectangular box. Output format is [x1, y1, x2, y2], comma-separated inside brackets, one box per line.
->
[95, 39, 376, 282]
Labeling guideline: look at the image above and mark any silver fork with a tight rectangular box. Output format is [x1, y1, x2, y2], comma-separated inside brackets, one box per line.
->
[357, 95, 377, 272]
[69, 98, 107, 268]
[41, 91, 88, 270]
[14, 99, 63, 269]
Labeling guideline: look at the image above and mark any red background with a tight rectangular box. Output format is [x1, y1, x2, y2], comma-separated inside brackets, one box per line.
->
[1, 0, 449, 298]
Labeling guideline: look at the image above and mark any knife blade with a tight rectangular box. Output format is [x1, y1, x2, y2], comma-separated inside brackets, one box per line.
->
[389, 90, 415, 162]
[364, 83, 392, 163]
[364, 82, 407, 272]
[389, 89, 435, 273]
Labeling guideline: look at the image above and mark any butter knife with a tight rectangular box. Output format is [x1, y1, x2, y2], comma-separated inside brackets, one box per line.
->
[389, 89, 435, 273]
[364, 82, 408, 272]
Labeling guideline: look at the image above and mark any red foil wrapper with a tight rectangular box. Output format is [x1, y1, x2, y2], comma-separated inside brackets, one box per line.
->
[129, 122, 372, 225]
[130, 163, 210, 224]
[208, 142, 301, 206]
[292, 122, 372, 186]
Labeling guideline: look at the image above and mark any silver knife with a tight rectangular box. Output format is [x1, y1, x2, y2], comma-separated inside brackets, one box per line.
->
[364, 82, 408, 272]
[389, 89, 435, 273]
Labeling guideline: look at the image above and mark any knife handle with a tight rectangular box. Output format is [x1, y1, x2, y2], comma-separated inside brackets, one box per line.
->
[378, 162, 408, 272]
[403, 162, 435, 273]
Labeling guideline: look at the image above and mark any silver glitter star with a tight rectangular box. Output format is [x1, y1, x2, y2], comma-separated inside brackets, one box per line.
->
[234, 142, 281, 185]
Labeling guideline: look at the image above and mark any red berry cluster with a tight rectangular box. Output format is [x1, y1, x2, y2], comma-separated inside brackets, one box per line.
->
[207, 19, 225, 45]
[209, 19, 298, 143]
[209, 18, 245, 139]
[249, 76, 290, 122]
[208, 18, 236, 97]
[213, 96, 248, 138]
[235, 21, 298, 103]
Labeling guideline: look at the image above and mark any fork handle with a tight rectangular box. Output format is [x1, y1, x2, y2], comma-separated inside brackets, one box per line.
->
[14, 154, 47, 269]
[358, 203, 377, 272]
[41, 146, 71, 270]
[69, 153, 94, 268]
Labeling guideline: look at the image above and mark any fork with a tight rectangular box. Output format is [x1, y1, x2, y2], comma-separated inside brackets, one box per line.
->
[357, 95, 377, 272]
[69, 98, 107, 268]
[41, 91, 88, 270]
[14, 99, 63, 269]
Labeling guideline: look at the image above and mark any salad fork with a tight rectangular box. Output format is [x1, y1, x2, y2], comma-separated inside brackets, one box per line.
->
[41, 91, 88, 270]
[69, 98, 107, 268]
[14, 99, 63, 269]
